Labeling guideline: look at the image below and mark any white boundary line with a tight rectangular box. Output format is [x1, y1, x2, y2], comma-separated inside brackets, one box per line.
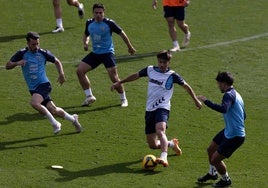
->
[1, 32, 267, 68]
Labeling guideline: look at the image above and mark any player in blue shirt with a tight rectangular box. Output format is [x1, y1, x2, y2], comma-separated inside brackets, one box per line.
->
[76, 3, 136, 107]
[197, 72, 246, 187]
[6, 32, 82, 134]
[111, 50, 202, 167]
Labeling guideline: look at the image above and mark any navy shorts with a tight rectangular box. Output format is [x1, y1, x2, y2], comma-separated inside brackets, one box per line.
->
[213, 129, 245, 158]
[163, 6, 185, 20]
[29, 82, 52, 106]
[145, 108, 169, 134]
[81, 52, 116, 70]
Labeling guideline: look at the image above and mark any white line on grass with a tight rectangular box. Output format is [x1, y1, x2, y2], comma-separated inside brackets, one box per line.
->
[1, 32, 267, 68]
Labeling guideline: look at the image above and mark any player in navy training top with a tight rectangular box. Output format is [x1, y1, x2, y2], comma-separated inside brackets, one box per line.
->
[76, 3, 136, 107]
[6, 32, 82, 134]
[111, 50, 202, 167]
[197, 72, 246, 187]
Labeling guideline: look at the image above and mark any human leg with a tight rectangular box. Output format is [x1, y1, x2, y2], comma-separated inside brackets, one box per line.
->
[66, 0, 84, 18]
[176, 20, 191, 47]
[165, 17, 180, 52]
[155, 122, 169, 167]
[46, 101, 82, 133]
[198, 141, 219, 182]
[76, 61, 96, 106]
[30, 93, 61, 134]
[107, 66, 128, 107]
[52, 0, 64, 33]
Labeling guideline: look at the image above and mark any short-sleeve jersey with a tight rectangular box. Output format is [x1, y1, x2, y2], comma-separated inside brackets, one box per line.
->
[10, 48, 56, 90]
[84, 18, 122, 54]
[162, 0, 187, 7]
[139, 65, 185, 111]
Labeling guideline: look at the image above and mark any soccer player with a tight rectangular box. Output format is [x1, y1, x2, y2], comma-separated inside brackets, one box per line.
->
[6, 32, 82, 134]
[152, 0, 191, 52]
[76, 3, 136, 107]
[52, 0, 84, 33]
[111, 50, 202, 167]
[197, 72, 246, 187]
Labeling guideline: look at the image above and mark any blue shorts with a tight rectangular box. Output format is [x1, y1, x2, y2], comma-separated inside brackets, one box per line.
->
[29, 82, 52, 106]
[163, 6, 185, 20]
[145, 108, 169, 134]
[213, 129, 245, 158]
[81, 52, 116, 70]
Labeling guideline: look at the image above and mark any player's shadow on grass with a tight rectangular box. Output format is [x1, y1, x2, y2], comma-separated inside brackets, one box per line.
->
[0, 132, 77, 151]
[51, 160, 161, 182]
[0, 112, 44, 126]
[193, 182, 214, 188]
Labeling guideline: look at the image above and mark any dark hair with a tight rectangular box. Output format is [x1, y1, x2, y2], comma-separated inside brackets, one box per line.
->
[157, 50, 172, 61]
[92, 3, 105, 11]
[26, 32, 40, 41]
[216, 72, 234, 85]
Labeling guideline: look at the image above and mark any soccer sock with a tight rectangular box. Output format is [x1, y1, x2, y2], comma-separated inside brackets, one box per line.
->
[160, 152, 168, 161]
[84, 89, 93, 97]
[168, 140, 174, 148]
[119, 92, 127, 100]
[173, 40, 179, 48]
[221, 172, 230, 181]
[45, 112, 59, 126]
[209, 165, 217, 176]
[64, 112, 75, 123]
[56, 18, 63, 28]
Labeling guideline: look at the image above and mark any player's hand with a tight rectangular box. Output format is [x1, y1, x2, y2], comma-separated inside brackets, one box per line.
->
[197, 95, 207, 102]
[84, 44, 89, 51]
[128, 47, 136, 55]
[57, 74, 66, 85]
[152, 0, 157, 9]
[111, 82, 120, 91]
[17, 60, 26, 66]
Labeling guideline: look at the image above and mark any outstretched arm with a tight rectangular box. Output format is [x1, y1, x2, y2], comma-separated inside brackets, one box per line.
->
[182, 82, 202, 109]
[119, 31, 136, 55]
[111, 73, 140, 91]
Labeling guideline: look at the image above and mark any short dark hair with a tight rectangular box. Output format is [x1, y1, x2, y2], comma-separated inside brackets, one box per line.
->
[157, 50, 172, 61]
[216, 71, 234, 85]
[92, 3, 105, 11]
[26, 32, 40, 41]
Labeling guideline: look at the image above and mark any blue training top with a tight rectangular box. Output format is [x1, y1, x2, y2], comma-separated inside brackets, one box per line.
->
[84, 18, 122, 54]
[10, 47, 56, 90]
[204, 87, 246, 139]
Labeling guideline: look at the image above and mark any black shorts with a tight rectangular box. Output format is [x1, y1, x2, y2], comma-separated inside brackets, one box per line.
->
[29, 82, 52, 106]
[163, 6, 185, 20]
[81, 52, 116, 70]
[145, 108, 169, 134]
[213, 129, 245, 158]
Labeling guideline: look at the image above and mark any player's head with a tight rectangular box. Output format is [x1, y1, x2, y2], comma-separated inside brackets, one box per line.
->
[26, 32, 40, 52]
[157, 50, 172, 72]
[216, 72, 234, 93]
[93, 3, 105, 22]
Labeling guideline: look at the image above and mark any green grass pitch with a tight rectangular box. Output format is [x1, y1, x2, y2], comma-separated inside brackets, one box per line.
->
[0, 0, 267, 187]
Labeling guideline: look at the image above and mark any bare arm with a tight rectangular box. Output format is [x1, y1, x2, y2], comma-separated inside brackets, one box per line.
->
[6, 59, 26, 70]
[54, 57, 66, 85]
[119, 31, 136, 55]
[111, 72, 140, 91]
[83, 34, 90, 51]
[182, 82, 202, 109]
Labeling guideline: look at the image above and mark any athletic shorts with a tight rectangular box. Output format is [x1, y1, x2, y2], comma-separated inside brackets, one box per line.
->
[213, 129, 245, 158]
[163, 6, 185, 20]
[29, 82, 52, 106]
[81, 52, 116, 70]
[145, 108, 169, 134]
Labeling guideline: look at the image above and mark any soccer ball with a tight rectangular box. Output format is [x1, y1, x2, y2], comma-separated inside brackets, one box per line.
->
[142, 154, 157, 170]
